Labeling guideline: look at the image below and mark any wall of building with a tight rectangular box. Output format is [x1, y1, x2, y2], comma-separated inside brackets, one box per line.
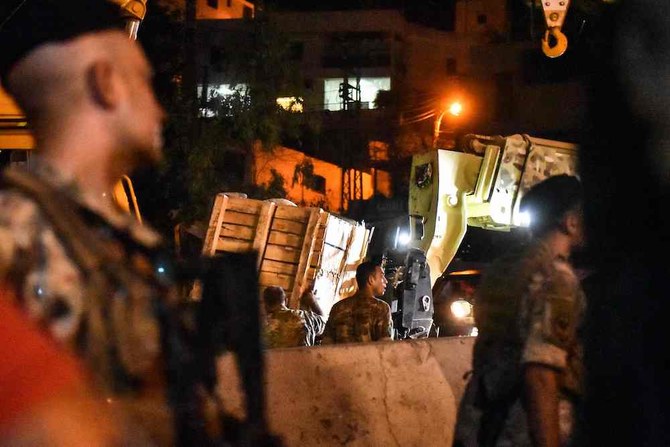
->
[196, 0, 254, 19]
[455, 0, 509, 38]
[197, 4, 588, 194]
[253, 145, 381, 211]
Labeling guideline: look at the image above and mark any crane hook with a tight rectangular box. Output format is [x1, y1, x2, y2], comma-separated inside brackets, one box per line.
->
[542, 27, 568, 58]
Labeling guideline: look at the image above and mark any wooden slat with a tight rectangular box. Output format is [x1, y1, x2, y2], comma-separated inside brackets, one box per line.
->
[289, 209, 324, 308]
[264, 244, 301, 264]
[271, 218, 306, 235]
[267, 231, 303, 248]
[223, 210, 259, 227]
[220, 223, 255, 241]
[216, 238, 254, 253]
[274, 205, 313, 221]
[202, 194, 228, 256]
[260, 259, 299, 276]
[252, 201, 277, 268]
[259, 271, 295, 291]
[226, 196, 264, 214]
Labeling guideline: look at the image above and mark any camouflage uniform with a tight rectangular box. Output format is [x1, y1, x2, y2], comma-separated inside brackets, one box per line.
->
[264, 308, 325, 348]
[454, 241, 585, 447]
[320, 294, 393, 344]
[0, 161, 176, 444]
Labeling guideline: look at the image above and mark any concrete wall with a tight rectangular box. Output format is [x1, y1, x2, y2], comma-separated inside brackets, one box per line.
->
[216, 336, 475, 446]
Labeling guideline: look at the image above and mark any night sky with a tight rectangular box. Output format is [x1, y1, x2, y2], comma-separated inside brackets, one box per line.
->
[263, 0, 458, 31]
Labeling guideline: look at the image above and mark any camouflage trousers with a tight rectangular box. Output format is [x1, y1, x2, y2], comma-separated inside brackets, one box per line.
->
[453, 375, 575, 447]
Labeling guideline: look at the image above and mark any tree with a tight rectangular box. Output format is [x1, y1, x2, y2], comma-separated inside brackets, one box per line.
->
[133, 5, 319, 239]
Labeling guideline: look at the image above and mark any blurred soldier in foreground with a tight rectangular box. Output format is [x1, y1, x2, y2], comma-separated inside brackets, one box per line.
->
[453, 175, 586, 447]
[321, 261, 393, 344]
[262, 286, 325, 348]
[0, 1, 179, 444]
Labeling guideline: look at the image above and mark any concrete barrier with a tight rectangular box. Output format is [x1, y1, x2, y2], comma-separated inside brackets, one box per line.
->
[216, 336, 475, 446]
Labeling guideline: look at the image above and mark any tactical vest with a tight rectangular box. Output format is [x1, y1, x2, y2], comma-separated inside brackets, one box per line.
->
[0, 167, 172, 394]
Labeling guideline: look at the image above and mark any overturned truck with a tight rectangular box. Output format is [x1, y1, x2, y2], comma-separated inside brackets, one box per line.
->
[200, 193, 372, 316]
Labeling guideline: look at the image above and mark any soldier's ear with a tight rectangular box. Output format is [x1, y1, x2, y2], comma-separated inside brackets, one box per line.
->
[86, 59, 120, 109]
[563, 210, 581, 236]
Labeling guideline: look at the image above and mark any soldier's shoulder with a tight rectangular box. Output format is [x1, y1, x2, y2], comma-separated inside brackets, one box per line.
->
[372, 297, 391, 311]
[0, 188, 42, 220]
[329, 296, 356, 315]
[0, 189, 44, 239]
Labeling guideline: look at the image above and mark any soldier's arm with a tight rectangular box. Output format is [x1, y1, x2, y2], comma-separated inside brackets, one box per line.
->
[522, 262, 580, 447]
[377, 302, 393, 341]
[0, 297, 123, 446]
[524, 364, 560, 447]
[303, 311, 326, 343]
[320, 308, 337, 345]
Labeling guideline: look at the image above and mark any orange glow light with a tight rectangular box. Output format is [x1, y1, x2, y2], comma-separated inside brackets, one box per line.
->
[448, 101, 463, 117]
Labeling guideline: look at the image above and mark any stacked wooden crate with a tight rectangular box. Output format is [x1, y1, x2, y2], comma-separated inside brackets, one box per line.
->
[201, 194, 372, 315]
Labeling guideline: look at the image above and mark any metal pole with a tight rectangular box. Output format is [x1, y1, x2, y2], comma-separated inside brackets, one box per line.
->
[433, 110, 445, 148]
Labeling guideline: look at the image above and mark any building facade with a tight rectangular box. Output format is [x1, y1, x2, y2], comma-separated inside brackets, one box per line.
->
[192, 0, 589, 209]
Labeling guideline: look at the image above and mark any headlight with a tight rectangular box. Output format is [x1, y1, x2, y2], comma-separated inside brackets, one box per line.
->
[450, 299, 473, 319]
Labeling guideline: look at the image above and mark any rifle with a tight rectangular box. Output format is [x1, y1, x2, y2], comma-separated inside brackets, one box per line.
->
[1, 168, 282, 446]
[171, 254, 283, 446]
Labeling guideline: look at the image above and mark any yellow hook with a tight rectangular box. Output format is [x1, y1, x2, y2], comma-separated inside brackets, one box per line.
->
[542, 27, 568, 58]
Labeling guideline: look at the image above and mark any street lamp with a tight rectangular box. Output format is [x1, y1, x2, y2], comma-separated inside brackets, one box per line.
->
[433, 100, 463, 148]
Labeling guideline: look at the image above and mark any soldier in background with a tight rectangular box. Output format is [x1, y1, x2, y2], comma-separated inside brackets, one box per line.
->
[453, 175, 586, 447]
[321, 261, 393, 344]
[262, 286, 325, 348]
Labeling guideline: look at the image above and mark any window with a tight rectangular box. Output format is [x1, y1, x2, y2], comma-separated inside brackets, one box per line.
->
[494, 73, 515, 120]
[288, 42, 304, 61]
[210, 47, 224, 67]
[207, 0, 218, 9]
[198, 83, 248, 117]
[322, 32, 391, 68]
[477, 14, 487, 25]
[308, 175, 326, 194]
[446, 58, 457, 75]
[276, 97, 304, 113]
[243, 6, 253, 19]
[323, 77, 391, 111]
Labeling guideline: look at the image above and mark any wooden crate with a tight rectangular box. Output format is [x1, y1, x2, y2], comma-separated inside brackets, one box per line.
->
[201, 194, 371, 315]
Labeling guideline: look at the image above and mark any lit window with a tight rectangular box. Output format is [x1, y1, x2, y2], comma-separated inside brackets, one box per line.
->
[198, 83, 248, 117]
[201, 83, 248, 98]
[276, 97, 303, 112]
[323, 77, 391, 111]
